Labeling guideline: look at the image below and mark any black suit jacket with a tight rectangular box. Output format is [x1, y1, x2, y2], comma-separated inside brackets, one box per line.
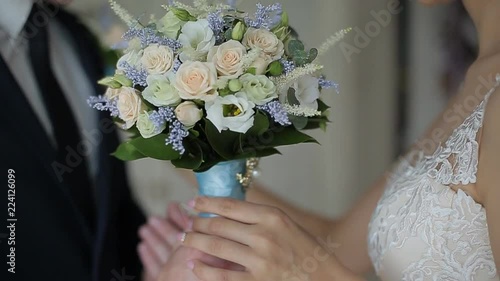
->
[0, 8, 145, 281]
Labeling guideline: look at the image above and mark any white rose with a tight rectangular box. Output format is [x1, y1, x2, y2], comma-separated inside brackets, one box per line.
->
[249, 56, 270, 75]
[207, 40, 247, 79]
[206, 92, 255, 134]
[117, 87, 146, 129]
[143, 73, 181, 106]
[117, 49, 143, 70]
[178, 19, 216, 61]
[175, 61, 218, 101]
[279, 75, 320, 109]
[157, 11, 185, 39]
[175, 101, 203, 128]
[141, 44, 174, 75]
[243, 28, 285, 60]
[137, 111, 165, 138]
[240, 73, 277, 105]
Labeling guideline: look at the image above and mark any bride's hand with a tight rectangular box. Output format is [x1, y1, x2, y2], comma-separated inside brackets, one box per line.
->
[182, 197, 353, 281]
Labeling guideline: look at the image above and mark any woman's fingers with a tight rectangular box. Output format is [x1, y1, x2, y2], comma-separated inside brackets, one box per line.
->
[138, 242, 162, 278]
[167, 202, 193, 231]
[148, 216, 182, 248]
[192, 217, 254, 246]
[190, 260, 253, 281]
[193, 197, 271, 224]
[183, 232, 258, 268]
[139, 225, 171, 263]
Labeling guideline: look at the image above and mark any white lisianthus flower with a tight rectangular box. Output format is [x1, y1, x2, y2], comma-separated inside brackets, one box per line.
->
[279, 75, 320, 109]
[207, 40, 247, 79]
[117, 49, 143, 70]
[141, 44, 174, 75]
[143, 73, 181, 106]
[157, 11, 185, 39]
[175, 101, 203, 128]
[175, 61, 218, 101]
[243, 28, 284, 61]
[239, 73, 277, 105]
[206, 92, 255, 134]
[178, 19, 216, 61]
[137, 111, 165, 138]
[116, 87, 146, 129]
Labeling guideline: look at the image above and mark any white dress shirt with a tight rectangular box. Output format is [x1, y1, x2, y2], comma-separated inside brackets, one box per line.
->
[1, 0, 99, 178]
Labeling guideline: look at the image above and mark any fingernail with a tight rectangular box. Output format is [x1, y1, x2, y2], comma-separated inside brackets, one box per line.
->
[187, 260, 194, 270]
[177, 232, 186, 242]
[188, 199, 196, 208]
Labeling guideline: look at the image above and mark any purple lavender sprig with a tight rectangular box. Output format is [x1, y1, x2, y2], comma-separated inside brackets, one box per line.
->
[280, 59, 295, 74]
[318, 76, 340, 93]
[245, 3, 283, 30]
[149, 107, 189, 154]
[119, 62, 148, 87]
[87, 95, 119, 117]
[207, 10, 225, 45]
[123, 27, 182, 51]
[257, 100, 291, 126]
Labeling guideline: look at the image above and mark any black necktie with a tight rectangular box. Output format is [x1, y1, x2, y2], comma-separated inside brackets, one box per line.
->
[27, 3, 96, 232]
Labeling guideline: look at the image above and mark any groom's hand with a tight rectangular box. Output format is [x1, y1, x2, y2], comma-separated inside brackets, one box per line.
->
[138, 202, 192, 278]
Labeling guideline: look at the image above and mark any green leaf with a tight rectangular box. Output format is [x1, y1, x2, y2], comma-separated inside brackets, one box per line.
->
[129, 134, 181, 160]
[237, 147, 281, 159]
[308, 48, 318, 63]
[246, 111, 270, 136]
[189, 129, 200, 138]
[172, 142, 203, 169]
[288, 40, 305, 53]
[205, 120, 240, 159]
[262, 126, 318, 147]
[112, 142, 146, 161]
[317, 99, 330, 112]
[290, 115, 308, 130]
[293, 50, 309, 67]
[287, 88, 300, 106]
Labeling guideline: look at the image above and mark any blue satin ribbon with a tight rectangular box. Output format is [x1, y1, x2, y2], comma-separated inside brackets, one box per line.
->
[195, 159, 246, 217]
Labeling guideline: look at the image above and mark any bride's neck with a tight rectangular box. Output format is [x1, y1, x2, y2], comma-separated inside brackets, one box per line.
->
[471, 1, 500, 59]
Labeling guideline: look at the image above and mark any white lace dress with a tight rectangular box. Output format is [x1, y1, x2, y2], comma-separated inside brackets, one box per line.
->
[367, 75, 500, 281]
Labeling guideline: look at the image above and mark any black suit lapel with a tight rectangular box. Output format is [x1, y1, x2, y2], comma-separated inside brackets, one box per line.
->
[53, 10, 122, 280]
[0, 55, 94, 247]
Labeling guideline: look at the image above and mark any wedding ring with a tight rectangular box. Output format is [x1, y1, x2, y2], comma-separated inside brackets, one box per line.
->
[180, 232, 187, 243]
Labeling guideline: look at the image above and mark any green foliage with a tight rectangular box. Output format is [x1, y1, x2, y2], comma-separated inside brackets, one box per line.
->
[287, 40, 319, 67]
[170, 7, 197, 21]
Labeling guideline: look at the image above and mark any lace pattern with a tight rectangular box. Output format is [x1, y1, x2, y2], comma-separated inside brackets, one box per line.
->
[367, 74, 500, 280]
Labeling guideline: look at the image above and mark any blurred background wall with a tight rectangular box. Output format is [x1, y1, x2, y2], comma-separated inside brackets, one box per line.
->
[65, 0, 475, 279]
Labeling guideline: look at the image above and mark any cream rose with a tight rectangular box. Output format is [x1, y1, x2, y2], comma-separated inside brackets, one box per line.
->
[175, 101, 203, 128]
[207, 40, 247, 79]
[143, 73, 181, 106]
[174, 61, 218, 101]
[205, 92, 255, 134]
[117, 87, 146, 129]
[104, 87, 121, 100]
[239, 73, 277, 105]
[141, 44, 174, 75]
[243, 28, 285, 61]
[157, 11, 185, 39]
[178, 19, 216, 61]
[137, 111, 165, 138]
[248, 56, 270, 75]
[279, 75, 320, 109]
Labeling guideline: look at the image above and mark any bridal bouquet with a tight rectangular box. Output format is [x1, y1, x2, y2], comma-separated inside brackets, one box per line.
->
[89, 0, 349, 204]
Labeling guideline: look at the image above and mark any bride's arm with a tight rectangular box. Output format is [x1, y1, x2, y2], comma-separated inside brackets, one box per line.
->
[246, 176, 389, 275]
[477, 88, 500, 272]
